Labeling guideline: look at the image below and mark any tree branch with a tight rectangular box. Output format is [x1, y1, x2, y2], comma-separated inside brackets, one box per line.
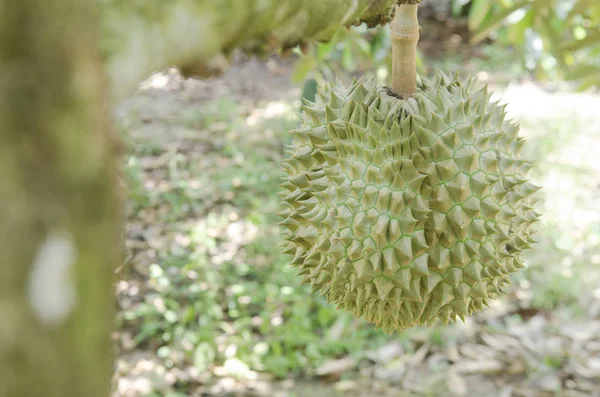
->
[100, 0, 400, 99]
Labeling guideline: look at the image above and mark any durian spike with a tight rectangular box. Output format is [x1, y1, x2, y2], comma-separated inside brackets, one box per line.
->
[390, 2, 421, 98]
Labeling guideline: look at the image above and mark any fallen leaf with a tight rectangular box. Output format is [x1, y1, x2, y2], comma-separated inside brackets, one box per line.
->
[315, 356, 356, 376]
[366, 341, 404, 363]
[446, 371, 467, 396]
[334, 380, 358, 392]
[453, 359, 503, 374]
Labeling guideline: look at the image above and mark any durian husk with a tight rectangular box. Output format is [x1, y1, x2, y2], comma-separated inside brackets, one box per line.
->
[279, 73, 541, 333]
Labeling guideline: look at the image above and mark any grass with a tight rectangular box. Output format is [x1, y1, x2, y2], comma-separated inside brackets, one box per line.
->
[118, 96, 396, 386]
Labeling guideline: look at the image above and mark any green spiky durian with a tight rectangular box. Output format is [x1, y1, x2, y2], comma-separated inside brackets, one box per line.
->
[278, 72, 541, 333]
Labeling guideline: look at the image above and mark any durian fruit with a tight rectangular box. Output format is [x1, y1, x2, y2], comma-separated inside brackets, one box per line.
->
[278, 4, 541, 333]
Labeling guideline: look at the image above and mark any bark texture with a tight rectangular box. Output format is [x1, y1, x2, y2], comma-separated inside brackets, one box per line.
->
[101, 0, 400, 99]
[0, 1, 121, 397]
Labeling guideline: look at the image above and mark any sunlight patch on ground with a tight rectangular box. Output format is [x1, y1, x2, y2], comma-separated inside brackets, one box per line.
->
[246, 101, 293, 126]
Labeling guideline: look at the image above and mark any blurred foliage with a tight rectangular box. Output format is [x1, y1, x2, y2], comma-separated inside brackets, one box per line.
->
[292, 25, 427, 89]
[462, 0, 600, 90]
[293, 0, 599, 90]
[292, 25, 429, 104]
[516, 116, 600, 313]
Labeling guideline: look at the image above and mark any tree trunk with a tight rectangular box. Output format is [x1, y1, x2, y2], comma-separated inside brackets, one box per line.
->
[0, 1, 121, 397]
[100, 0, 400, 99]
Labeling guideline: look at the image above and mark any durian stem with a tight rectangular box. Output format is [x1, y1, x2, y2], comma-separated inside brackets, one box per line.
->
[391, 4, 420, 98]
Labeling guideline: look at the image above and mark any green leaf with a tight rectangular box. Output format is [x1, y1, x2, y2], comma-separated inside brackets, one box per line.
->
[292, 56, 317, 83]
[370, 29, 391, 63]
[470, 1, 529, 44]
[468, 0, 494, 32]
[575, 74, 600, 91]
[301, 78, 318, 104]
[562, 29, 600, 52]
[316, 41, 334, 60]
[453, 0, 470, 17]
[341, 46, 357, 72]
[566, 0, 595, 22]
[353, 34, 371, 57]
[565, 63, 600, 81]
[507, 8, 534, 44]
[538, 12, 567, 70]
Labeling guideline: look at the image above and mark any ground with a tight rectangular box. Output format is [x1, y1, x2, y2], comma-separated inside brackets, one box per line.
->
[112, 49, 600, 397]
